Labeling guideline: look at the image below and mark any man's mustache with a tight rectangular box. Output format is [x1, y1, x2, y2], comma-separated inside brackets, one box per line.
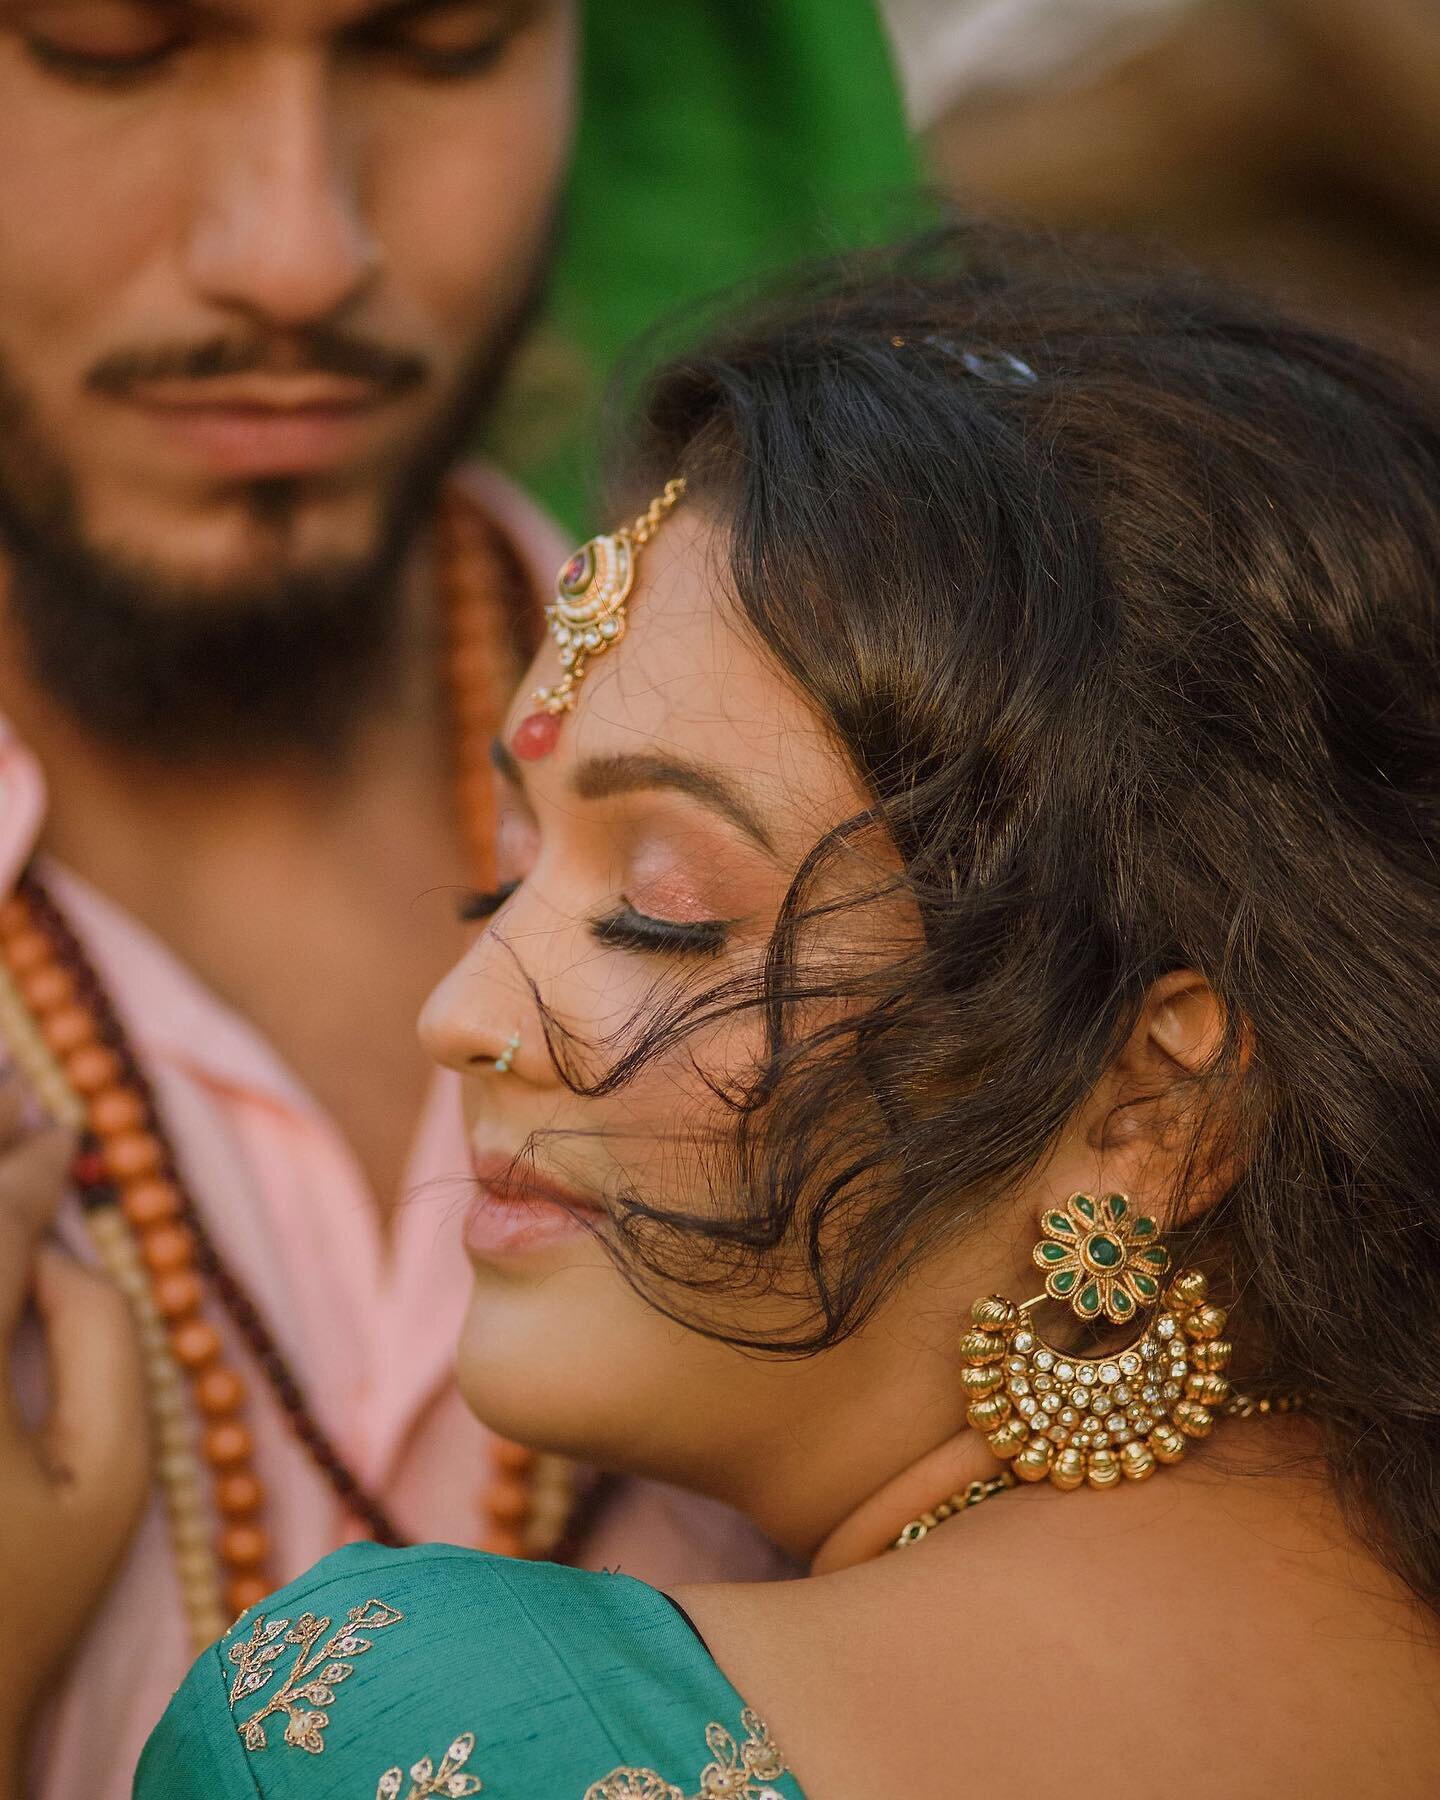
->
[86, 326, 429, 397]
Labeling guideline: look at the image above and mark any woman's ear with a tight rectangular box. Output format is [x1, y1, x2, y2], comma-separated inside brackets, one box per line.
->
[1077, 970, 1242, 1220]
[1143, 971, 1230, 1079]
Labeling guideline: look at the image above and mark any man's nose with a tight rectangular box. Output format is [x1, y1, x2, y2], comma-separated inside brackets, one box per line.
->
[184, 57, 381, 328]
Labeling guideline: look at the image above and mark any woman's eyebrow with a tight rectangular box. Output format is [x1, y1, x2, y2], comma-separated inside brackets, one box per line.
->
[489, 738, 776, 856]
[573, 751, 777, 854]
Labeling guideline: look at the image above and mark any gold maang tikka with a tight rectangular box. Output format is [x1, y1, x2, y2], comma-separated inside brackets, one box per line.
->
[510, 478, 686, 762]
[959, 1192, 1234, 1493]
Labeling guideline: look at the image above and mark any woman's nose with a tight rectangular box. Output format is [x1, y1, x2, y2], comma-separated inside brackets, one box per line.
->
[418, 947, 530, 1080]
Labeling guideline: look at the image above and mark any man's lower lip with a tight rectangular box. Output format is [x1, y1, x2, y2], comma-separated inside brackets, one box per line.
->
[462, 1184, 597, 1260]
[129, 401, 382, 476]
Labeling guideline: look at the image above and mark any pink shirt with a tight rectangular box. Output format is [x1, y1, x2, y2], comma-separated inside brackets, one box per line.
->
[8, 471, 790, 1800]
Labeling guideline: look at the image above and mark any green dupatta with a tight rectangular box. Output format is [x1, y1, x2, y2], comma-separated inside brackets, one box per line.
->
[488, 0, 919, 532]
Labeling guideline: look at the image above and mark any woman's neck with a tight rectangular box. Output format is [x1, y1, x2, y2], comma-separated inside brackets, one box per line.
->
[809, 1430, 1001, 1573]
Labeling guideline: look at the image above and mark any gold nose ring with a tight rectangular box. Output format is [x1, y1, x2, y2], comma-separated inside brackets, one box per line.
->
[492, 1031, 520, 1075]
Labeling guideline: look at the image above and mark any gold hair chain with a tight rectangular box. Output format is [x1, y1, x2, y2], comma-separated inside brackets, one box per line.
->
[628, 477, 688, 545]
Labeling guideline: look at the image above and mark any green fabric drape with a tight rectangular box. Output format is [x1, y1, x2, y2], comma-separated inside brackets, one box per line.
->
[487, 0, 919, 531]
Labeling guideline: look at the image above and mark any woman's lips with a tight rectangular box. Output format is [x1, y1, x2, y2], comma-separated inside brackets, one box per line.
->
[462, 1154, 604, 1261]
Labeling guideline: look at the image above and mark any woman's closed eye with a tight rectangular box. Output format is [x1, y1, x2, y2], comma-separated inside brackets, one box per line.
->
[460, 883, 729, 958]
[591, 903, 728, 959]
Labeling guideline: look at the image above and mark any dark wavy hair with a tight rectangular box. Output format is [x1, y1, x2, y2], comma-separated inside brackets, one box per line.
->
[552, 226, 1440, 1611]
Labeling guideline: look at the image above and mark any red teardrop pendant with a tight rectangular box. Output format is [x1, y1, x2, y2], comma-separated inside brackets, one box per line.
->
[512, 711, 561, 762]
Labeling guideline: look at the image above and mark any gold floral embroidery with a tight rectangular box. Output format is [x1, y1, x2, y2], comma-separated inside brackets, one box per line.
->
[375, 1731, 483, 1798]
[365, 1710, 787, 1800]
[229, 1597, 404, 1755]
[583, 1709, 788, 1800]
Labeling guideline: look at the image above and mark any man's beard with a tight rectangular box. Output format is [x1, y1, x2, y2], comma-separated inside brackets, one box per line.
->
[0, 287, 543, 766]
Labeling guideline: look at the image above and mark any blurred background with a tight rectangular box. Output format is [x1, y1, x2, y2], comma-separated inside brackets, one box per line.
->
[882, 0, 1440, 360]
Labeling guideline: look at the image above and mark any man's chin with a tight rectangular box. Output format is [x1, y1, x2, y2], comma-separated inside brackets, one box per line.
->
[0, 270, 549, 762]
[1, 516, 413, 766]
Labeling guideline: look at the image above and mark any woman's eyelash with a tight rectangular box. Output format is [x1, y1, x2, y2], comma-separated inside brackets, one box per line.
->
[458, 880, 519, 922]
[590, 904, 728, 959]
[460, 885, 729, 957]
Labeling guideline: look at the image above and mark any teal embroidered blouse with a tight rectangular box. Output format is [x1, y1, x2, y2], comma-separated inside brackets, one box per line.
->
[135, 1542, 807, 1799]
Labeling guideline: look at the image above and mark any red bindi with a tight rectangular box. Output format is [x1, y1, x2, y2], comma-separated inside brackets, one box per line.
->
[512, 711, 561, 762]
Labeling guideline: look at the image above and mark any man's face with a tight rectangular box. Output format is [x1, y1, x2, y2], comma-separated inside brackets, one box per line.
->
[0, 0, 576, 597]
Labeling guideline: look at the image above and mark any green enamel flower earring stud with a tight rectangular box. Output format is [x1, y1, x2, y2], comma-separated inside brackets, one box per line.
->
[1030, 1190, 1172, 1323]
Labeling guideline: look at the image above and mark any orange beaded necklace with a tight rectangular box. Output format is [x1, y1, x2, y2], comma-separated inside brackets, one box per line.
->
[0, 487, 572, 1652]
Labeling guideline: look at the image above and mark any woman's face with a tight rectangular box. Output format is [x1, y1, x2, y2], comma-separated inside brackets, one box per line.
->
[420, 508, 994, 1548]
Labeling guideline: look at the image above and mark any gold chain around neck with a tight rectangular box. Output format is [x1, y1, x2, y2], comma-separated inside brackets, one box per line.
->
[889, 1472, 1018, 1550]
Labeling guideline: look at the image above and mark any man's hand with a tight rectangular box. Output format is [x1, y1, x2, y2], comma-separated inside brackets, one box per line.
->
[0, 1084, 149, 1787]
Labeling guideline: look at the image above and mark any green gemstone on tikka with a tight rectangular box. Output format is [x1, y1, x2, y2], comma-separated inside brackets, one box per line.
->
[1051, 1269, 1079, 1295]
[1038, 1242, 1069, 1263]
[1074, 1196, 1097, 1221]
[1088, 1234, 1122, 1268]
[1078, 1282, 1101, 1315]
[1141, 1247, 1170, 1269]
[1046, 1212, 1075, 1236]
[1107, 1195, 1128, 1219]
[1130, 1273, 1159, 1298]
[1132, 1217, 1157, 1237]
[1112, 1288, 1134, 1316]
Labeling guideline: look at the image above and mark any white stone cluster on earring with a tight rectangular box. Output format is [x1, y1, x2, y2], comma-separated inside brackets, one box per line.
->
[492, 1031, 520, 1075]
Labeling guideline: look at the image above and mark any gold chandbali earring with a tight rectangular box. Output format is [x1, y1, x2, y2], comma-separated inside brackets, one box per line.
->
[959, 1192, 1232, 1493]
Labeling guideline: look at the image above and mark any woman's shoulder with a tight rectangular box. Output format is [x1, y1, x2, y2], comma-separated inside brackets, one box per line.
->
[137, 1542, 801, 1799]
[674, 1452, 1440, 1799]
